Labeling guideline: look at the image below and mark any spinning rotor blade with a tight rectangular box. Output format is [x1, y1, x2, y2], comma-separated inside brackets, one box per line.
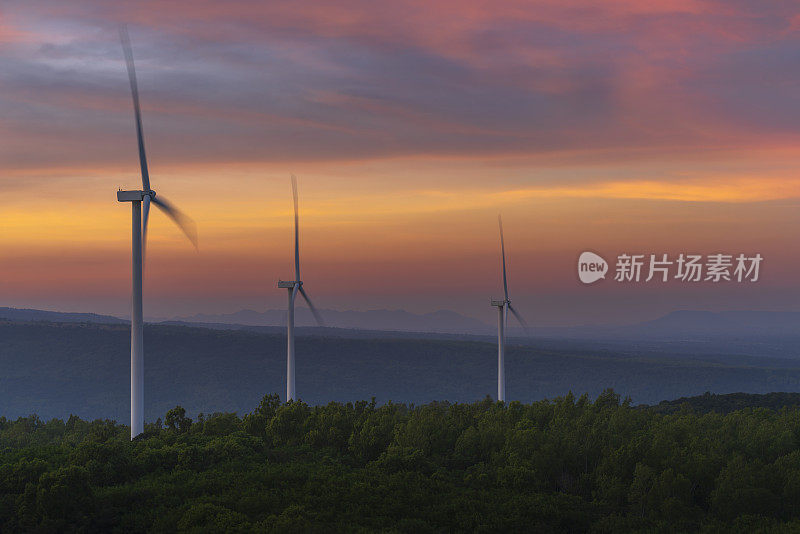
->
[508, 304, 529, 334]
[151, 195, 198, 249]
[292, 175, 300, 281]
[499, 215, 508, 301]
[119, 25, 150, 192]
[142, 194, 151, 263]
[298, 286, 324, 326]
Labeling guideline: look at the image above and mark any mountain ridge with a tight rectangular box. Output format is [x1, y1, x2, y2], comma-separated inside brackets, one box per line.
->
[2, 306, 800, 340]
[173, 307, 492, 334]
[3, 319, 800, 422]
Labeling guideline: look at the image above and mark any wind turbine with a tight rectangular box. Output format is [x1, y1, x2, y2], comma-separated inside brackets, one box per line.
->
[116, 27, 197, 439]
[277, 176, 324, 402]
[490, 215, 528, 402]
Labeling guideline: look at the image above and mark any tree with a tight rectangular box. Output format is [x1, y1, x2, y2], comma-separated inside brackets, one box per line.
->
[165, 406, 192, 433]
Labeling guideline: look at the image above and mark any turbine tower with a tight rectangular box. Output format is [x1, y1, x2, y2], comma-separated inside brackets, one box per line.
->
[490, 215, 528, 402]
[117, 27, 197, 439]
[277, 176, 324, 402]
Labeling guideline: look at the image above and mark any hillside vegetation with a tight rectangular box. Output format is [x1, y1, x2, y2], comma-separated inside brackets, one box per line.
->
[3, 392, 800, 532]
[651, 391, 800, 414]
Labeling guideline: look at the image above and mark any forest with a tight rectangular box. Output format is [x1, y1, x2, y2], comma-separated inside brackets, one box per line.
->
[3, 391, 800, 532]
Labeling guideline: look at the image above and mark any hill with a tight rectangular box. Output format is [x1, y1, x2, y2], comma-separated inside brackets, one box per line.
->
[6, 306, 800, 344]
[0, 307, 124, 325]
[4, 319, 800, 421]
[174, 308, 492, 334]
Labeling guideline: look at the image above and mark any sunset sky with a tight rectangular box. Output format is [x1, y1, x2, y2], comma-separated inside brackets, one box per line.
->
[2, 0, 800, 326]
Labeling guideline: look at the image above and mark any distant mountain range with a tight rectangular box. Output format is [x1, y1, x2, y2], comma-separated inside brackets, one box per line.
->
[637, 310, 800, 338]
[3, 307, 800, 420]
[0, 306, 490, 334]
[162, 309, 800, 341]
[1, 306, 800, 341]
[0, 307, 124, 325]
[3, 319, 800, 422]
[172, 308, 492, 334]
[533, 310, 800, 340]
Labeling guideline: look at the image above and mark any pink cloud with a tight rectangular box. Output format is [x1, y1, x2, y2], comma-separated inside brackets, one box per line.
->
[1, 0, 798, 171]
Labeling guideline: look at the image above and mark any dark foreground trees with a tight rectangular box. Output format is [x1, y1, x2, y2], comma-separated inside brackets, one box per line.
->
[2, 390, 800, 532]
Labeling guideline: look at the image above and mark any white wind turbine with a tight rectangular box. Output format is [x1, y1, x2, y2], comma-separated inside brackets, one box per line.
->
[277, 176, 324, 401]
[490, 215, 528, 402]
[116, 27, 198, 439]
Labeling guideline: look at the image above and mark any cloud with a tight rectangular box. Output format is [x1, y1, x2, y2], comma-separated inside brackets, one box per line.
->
[4, 0, 800, 322]
[0, 0, 798, 176]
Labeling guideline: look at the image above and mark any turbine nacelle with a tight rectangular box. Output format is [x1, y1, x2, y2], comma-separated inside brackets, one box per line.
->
[117, 190, 155, 202]
[278, 280, 302, 288]
[490, 299, 509, 308]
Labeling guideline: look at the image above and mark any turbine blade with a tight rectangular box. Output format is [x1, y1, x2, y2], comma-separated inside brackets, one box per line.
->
[119, 25, 150, 192]
[499, 215, 508, 300]
[298, 286, 324, 326]
[292, 175, 300, 281]
[151, 195, 198, 249]
[508, 304, 529, 334]
[142, 194, 151, 265]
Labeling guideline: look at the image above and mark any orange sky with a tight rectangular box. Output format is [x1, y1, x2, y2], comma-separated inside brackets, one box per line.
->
[2, 1, 800, 325]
